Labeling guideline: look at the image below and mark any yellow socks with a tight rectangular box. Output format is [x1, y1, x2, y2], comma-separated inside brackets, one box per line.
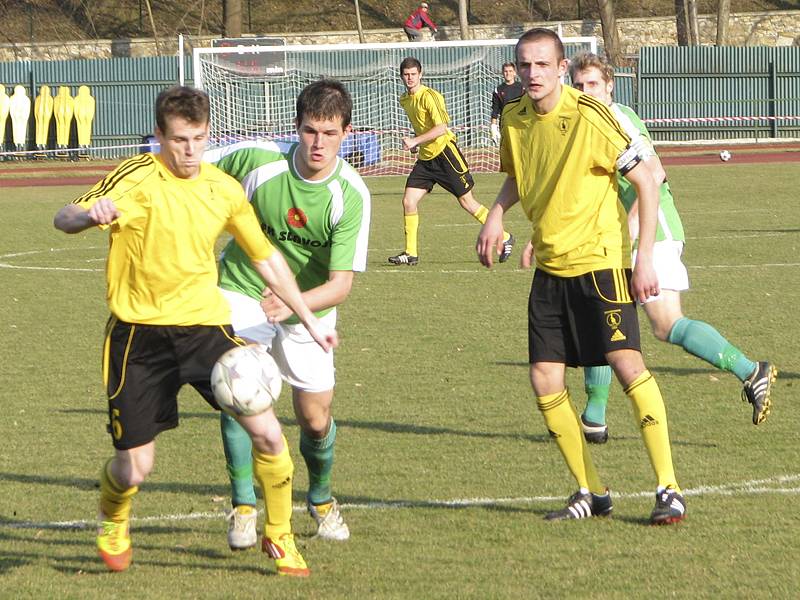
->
[404, 212, 419, 256]
[99, 458, 138, 522]
[252, 436, 295, 539]
[537, 390, 604, 494]
[625, 370, 680, 492]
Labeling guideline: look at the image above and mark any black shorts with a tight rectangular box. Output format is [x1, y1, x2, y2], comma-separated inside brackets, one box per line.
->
[528, 268, 641, 367]
[102, 317, 245, 450]
[405, 140, 475, 198]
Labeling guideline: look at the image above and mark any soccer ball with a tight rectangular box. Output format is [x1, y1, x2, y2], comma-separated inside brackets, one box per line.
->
[719, 150, 732, 162]
[211, 345, 282, 416]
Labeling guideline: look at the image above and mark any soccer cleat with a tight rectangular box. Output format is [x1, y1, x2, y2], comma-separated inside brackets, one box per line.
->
[499, 234, 515, 263]
[388, 252, 419, 266]
[580, 414, 609, 444]
[97, 515, 132, 572]
[226, 505, 258, 551]
[544, 489, 613, 521]
[307, 498, 350, 541]
[262, 533, 310, 577]
[742, 361, 777, 425]
[650, 488, 687, 525]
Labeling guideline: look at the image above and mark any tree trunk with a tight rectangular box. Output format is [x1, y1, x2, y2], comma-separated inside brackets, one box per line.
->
[674, 0, 689, 46]
[354, 0, 365, 43]
[716, 0, 730, 46]
[597, 0, 621, 66]
[687, 0, 700, 45]
[458, 0, 469, 40]
[223, 0, 242, 38]
[143, 0, 160, 56]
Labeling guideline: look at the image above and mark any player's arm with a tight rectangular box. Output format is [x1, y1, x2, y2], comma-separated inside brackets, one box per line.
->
[261, 270, 354, 323]
[54, 155, 150, 233]
[403, 123, 447, 152]
[230, 205, 338, 351]
[54, 197, 120, 233]
[476, 175, 519, 268]
[490, 91, 502, 143]
[622, 162, 660, 303]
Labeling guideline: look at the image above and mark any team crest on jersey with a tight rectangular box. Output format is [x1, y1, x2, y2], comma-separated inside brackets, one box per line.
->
[605, 309, 627, 342]
[287, 207, 308, 228]
[559, 117, 570, 135]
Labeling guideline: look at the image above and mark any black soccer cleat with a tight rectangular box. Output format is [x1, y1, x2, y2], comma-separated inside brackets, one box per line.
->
[499, 234, 515, 263]
[742, 361, 777, 425]
[388, 252, 419, 266]
[544, 489, 613, 521]
[580, 414, 609, 444]
[650, 488, 687, 525]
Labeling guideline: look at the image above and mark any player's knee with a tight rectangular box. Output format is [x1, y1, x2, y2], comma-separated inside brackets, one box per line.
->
[249, 431, 284, 455]
[301, 414, 331, 438]
[652, 324, 671, 342]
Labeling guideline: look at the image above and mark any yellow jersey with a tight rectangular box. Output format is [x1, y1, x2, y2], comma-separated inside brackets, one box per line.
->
[399, 84, 457, 160]
[70, 152, 274, 325]
[500, 86, 632, 277]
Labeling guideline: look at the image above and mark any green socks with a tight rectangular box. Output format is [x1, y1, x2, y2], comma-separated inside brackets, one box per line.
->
[668, 317, 756, 382]
[300, 419, 337, 505]
[220, 411, 257, 507]
[583, 366, 612, 425]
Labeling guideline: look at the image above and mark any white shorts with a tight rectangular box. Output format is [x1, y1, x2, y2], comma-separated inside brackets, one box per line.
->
[221, 288, 336, 393]
[632, 240, 689, 304]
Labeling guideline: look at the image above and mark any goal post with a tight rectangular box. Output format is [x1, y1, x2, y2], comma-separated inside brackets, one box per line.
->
[193, 37, 597, 176]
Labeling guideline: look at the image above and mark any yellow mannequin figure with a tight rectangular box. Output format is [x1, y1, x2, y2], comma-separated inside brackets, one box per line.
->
[74, 85, 95, 158]
[34, 84, 54, 158]
[9, 85, 31, 156]
[0, 86, 10, 154]
[53, 86, 74, 158]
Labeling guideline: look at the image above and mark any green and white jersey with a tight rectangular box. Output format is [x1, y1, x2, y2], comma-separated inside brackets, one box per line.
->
[206, 141, 371, 324]
[611, 103, 685, 243]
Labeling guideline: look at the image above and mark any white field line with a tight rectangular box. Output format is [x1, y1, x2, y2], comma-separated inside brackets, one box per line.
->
[3, 473, 799, 531]
[3, 241, 799, 274]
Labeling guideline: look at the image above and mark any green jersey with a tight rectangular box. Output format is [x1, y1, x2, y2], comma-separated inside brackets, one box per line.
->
[207, 141, 371, 324]
[612, 103, 685, 243]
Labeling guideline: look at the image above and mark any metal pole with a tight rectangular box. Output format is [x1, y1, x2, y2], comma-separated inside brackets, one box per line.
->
[769, 59, 778, 138]
[178, 34, 185, 85]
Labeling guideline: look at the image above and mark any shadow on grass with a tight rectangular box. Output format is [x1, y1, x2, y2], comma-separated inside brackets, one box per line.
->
[0, 472, 230, 497]
[0, 529, 269, 576]
[335, 418, 551, 443]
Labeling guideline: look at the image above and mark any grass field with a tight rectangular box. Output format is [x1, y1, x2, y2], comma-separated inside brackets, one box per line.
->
[1, 163, 799, 598]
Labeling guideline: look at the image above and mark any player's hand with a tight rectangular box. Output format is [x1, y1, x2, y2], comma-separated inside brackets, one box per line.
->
[519, 240, 534, 269]
[87, 197, 120, 225]
[402, 136, 417, 153]
[304, 316, 339, 353]
[630, 253, 659, 303]
[476, 215, 505, 268]
[490, 122, 501, 145]
[260, 289, 293, 323]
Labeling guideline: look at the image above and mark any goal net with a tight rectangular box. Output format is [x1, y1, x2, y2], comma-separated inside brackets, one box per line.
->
[193, 37, 597, 176]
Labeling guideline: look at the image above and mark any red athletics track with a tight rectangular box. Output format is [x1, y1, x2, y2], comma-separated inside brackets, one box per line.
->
[1, 145, 799, 187]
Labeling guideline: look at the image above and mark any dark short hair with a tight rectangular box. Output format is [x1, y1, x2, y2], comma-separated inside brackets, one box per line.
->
[296, 79, 353, 128]
[568, 51, 614, 83]
[155, 86, 209, 133]
[502, 62, 516, 70]
[515, 27, 565, 63]
[399, 57, 423, 74]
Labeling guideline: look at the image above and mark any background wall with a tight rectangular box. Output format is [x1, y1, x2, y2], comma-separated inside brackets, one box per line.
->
[0, 10, 798, 62]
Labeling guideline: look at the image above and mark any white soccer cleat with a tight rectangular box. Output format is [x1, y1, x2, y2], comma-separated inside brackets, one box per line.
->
[308, 498, 350, 541]
[226, 505, 258, 550]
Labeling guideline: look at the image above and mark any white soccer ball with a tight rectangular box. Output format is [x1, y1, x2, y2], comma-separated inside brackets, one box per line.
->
[211, 345, 282, 416]
[719, 150, 732, 162]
